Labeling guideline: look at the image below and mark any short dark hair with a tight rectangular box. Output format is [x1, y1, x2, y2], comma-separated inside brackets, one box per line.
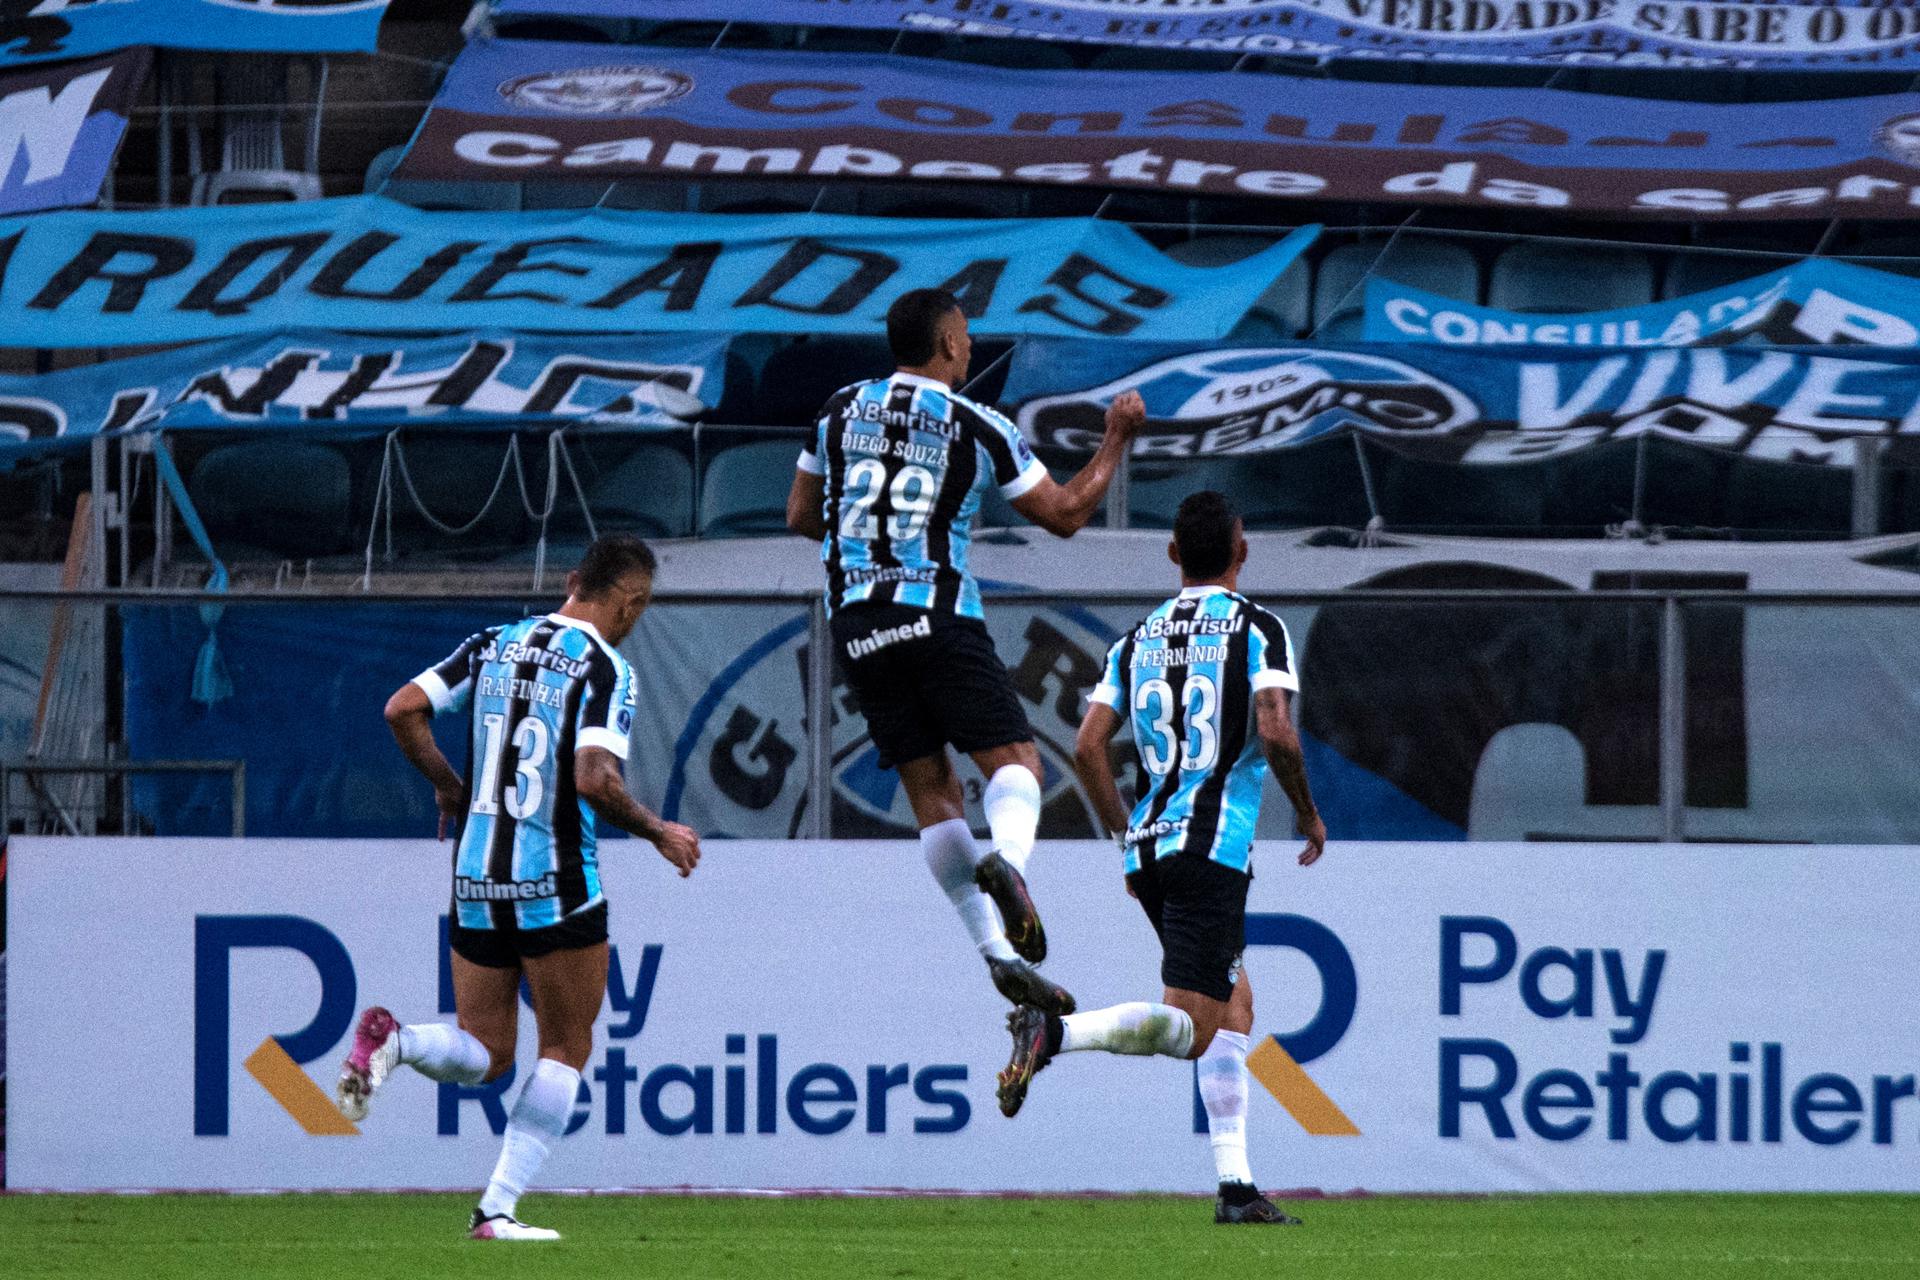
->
[1173, 490, 1241, 580]
[575, 532, 656, 598]
[886, 288, 962, 366]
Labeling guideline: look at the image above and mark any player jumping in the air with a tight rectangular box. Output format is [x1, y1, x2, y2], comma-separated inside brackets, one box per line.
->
[997, 491, 1327, 1226]
[786, 288, 1145, 1016]
[338, 534, 701, 1241]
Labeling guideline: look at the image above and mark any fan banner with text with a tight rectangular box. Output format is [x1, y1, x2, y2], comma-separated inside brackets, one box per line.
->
[495, 0, 1920, 68]
[1002, 338, 1920, 463]
[0, 0, 389, 64]
[396, 39, 1920, 219]
[1363, 258, 1920, 349]
[0, 329, 732, 457]
[11, 838, 1920, 1192]
[0, 47, 148, 215]
[0, 195, 1318, 345]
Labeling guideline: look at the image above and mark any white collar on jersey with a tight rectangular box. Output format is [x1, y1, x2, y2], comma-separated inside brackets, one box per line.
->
[1177, 584, 1232, 599]
[889, 370, 953, 392]
[546, 612, 611, 646]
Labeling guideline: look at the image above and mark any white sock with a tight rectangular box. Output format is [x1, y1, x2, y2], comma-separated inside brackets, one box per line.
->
[982, 765, 1041, 874]
[1059, 1002, 1194, 1058]
[1198, 1030, 1255, 1187]
[920, 818, 1017, 963]
[477, 1058, 579, 1219]
[397, 1022, 492, 1085]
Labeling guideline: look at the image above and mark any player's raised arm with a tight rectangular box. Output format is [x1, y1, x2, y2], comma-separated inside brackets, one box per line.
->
[575, 746, 701, 877]
[1010, 389, 1146, 537]
[1254, 688, 1326, 866]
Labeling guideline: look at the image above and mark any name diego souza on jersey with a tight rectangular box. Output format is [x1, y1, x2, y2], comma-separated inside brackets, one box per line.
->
[454, 873, 560, 902]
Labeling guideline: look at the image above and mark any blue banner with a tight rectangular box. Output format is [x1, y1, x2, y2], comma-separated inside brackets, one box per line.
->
[1364, 258, 1920, 349]
[401, 39, 1920, 219]
[0, 195, 1317, 345]
[0, 329, 731, 456]
[1003, 339, 1920, 464]
[1, 1, 389, 63]
[497, 0, 1920, 68]
[0, 49, 146, 215]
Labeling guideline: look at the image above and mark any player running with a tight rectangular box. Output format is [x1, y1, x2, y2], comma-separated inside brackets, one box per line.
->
[786, 287, 1144, 1016]
[996, 491, 1327, 1226]
[338, 533, 700, 1241]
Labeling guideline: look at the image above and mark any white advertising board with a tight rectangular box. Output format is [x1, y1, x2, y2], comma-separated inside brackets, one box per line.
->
[9, 839, 1920, 1192]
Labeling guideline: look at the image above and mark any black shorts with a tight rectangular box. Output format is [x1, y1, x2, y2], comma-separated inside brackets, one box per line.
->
[448, 902, 609, 969]
[1125, 855, 1250, 1003]
[830, 602, 1033, 770]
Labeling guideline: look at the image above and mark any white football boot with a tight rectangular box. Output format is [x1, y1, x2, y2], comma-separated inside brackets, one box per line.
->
[469, 1210, 561, 1241]
[335, 1006, 401, 1122]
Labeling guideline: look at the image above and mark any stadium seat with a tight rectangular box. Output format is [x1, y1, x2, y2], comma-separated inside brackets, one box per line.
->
[752, 337, 895, 427]
[188, 440, 354, 559]
[190, 57, 325, 205]
[579, 442, 696, 539]
[698, 439, 807, 538]
[1489, 243, 1656, 314]
[1312, 238, 1481, 336]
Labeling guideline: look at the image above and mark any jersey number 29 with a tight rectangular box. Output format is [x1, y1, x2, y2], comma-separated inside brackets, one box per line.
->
[841, 458, 935, 542]
[472, 712, 549, 820]
[1135, 675, 1219, 775]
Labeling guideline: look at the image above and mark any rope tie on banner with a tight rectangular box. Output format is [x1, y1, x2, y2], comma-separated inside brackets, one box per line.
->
[151, 437, 232, 706]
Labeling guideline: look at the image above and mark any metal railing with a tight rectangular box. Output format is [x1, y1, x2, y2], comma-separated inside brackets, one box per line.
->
[1, 759, 246, 839]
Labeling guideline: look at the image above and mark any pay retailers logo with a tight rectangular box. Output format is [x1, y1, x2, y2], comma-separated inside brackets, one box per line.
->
[193, 914, 970, 1141]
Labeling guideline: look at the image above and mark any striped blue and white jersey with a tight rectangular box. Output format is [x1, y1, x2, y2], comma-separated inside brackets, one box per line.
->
[413, 613, 637, 932]
[1090, 586, 1298, 876]
[798, 371, 1048, 620]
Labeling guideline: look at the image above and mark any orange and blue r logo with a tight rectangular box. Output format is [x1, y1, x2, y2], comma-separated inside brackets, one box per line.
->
[1240, 913, 1361, 1137]
[194, 915, 360, 1137]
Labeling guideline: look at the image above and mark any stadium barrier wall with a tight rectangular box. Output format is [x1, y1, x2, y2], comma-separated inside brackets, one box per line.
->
[10, 838, 1920, 1194]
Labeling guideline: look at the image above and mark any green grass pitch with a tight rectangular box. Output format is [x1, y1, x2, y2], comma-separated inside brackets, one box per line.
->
[4, 1192, 1919, 1279]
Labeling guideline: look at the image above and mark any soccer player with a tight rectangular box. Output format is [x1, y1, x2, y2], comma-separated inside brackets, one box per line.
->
[996, 491, 1327, 1226]
[337, 533, 701, 1241]
[785, 288, 1145, 1015]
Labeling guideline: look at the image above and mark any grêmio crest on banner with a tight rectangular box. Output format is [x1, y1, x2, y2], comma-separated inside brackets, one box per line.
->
[0, 196, 1317, 345]
[1005, 340, 1920, 465]
[493, 0, 1920, 68]
[0, 329, 730, 454]
[0, 0, 389, 64]
[401, 40, 1920, 219]
[1365, 258, 1920, 349]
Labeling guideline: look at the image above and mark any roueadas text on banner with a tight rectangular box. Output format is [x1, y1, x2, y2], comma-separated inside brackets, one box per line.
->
[0, 196, 1318, 346]
[395, 41, 1920, 219]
